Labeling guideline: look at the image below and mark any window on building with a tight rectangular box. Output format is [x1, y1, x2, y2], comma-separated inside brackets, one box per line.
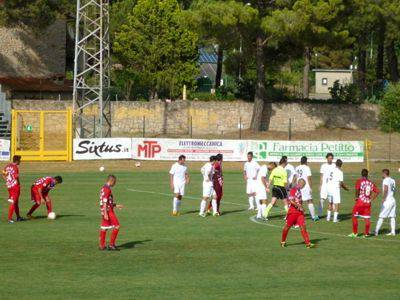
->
[322, 78, 328, 85]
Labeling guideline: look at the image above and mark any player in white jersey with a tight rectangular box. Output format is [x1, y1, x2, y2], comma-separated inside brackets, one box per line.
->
[199, 156, 216, 217]
[295, 156, 319, 221]
[243, 152, 260, 211]
[319, 153, 336, 217]
[255, 163, 269, 219]
[375, 169, 397, 236]
[283, 156, 296, 190]
[169, 155, 190, 216]
[326, 159, 349, 222]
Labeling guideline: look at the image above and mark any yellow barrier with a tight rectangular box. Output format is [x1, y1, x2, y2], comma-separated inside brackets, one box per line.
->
[11, 109, 72, 161]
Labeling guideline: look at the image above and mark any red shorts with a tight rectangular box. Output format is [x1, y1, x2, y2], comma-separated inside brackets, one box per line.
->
[286, 211, 305, 227]
[31, 186, 48, 204]
[352, 201, 371, 219]
[8, 185, 20, 203]
[100, 210, 120, 230]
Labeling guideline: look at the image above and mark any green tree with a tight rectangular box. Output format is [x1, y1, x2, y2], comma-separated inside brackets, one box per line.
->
[113, 0, 199, 100]
[379, 83, 400, 132]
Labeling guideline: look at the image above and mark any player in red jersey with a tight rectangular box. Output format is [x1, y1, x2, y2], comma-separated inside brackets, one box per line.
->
[2, 155, 22, 223]
[27, 176, 63, 218]
[99, 175, 123, 251]
[349, 169, 379, 237]
[208, 153, 223, 215]
[281, 179, 314, 248]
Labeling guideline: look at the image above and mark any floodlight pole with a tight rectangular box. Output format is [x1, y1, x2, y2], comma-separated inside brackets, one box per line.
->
[72, 0, 111, 138]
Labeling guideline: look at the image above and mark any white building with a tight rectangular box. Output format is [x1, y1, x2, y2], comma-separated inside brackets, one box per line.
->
[313, 69, 354, 96]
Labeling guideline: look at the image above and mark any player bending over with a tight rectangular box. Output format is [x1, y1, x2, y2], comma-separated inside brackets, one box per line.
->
[319, 153, 336, 217]
[295, 156, 318, 221]
[281, 179, 314, 248]
[243, 152, 260, 211]
[326, 159, 349, 222]
[27, 176, 63, 218]
[99, 175, 123, 251]
[169, 155, 189, 216]
[255, 162, 269, 220]
[2, 155, 23, 223]
[349, 169, 379, 238]
[263, 158, 288, 219]
[375, 169, 396, 236]
[199, 156, 216, 217]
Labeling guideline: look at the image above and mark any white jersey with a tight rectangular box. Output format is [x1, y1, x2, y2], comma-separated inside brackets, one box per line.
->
[320, 163, 336, 185]
[295, 164, 312, 186]
[201, 162, 213, 185]
[257, 165, 268, 186]
[285, 164, 296, 185]
[383, 177, 396, 201]
[169, 162, 188, 186]
[244, 160, 260, 180]
[326, 167, 343, 190]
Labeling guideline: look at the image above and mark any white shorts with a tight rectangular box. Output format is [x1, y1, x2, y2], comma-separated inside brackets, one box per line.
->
[320, 184, 328, 199]
[379, 200, 396, 218]
[327, 188, 341, 204]
[255, 185, 267, 201]
[301, 185, 312, 201]
[246, 179, 257, 194]
[174, 183, 185, 196]
[202, 183, 214, 198]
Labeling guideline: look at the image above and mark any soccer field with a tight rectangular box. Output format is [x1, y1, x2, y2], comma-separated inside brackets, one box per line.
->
[0, 162, 399, 299]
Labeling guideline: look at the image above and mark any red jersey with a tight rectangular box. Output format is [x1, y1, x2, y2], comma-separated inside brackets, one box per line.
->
[288, 187, 303, 213]
[213, 161, 223, 186]
[33, 177, 56, 194]
[355, 178, 379, 203]
[100, 184, 115, 213]
[3, 163, 19, 188]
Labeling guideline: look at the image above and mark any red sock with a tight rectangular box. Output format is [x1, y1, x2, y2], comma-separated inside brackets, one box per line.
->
[217, 199, 221, 213]
[281, 226, 290, 243]
[46, 201, 53, 214]
[352, 217, 358, 234]
[14, 202, 20, 218]
[8, 204, 15, 221]
[365, 219, 371, 235]
[110, 228, 119, 246]
[99, 230, 107, 249]
[301, 228, 311, 245]
[28, 203, 40, 216]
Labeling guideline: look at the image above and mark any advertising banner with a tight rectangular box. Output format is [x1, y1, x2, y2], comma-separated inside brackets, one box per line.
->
[247, 140, 364, 162]
[0, 139, 10, 161]
[131, 138, 248, 161]
[73, 138, 132, 160]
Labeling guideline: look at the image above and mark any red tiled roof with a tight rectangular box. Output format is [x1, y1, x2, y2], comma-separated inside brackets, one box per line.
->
[0, 77, 73, 92]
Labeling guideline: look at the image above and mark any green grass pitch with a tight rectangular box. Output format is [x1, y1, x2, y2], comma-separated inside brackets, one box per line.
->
[0, 167, 399, 299]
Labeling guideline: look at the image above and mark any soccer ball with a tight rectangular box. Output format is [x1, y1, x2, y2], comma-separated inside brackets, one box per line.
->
[47, 212, 56, 220]
[99, 166, 105, 172]
[135, 161, 141, 168]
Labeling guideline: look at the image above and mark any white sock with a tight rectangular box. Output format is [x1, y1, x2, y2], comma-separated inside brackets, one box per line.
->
[375, 217, 384, 235]
[390, 218, 396, 234]
[256, 200, 261, 212]
[319, 199, 324, 216]
[308, 203, 316, 219]
[261, 203, 266, 217]
[327, 210, 331, 221]
[200, 200, 207, 215]
[248, 197, 254, 209]
[212, 199, 218, 215]
[333, 212, 339, 222]
[173, 197, 181, 212]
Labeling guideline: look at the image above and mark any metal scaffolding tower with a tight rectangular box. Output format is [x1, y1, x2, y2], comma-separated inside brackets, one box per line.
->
[72, 0, 111, 138]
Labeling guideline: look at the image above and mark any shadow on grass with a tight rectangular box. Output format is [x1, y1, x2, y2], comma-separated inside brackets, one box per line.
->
[26, 214, 86, 220]
[288, 238, 328, 247]
[184, 210, 199, 215]
[378, 228, 400, 235]
[222, 209, 247, 216]
[119, 239, 153, 250]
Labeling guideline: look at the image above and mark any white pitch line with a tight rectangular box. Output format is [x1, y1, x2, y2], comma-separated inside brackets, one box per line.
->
[126, 188, 246, 207]
[249, 216, 400, 244]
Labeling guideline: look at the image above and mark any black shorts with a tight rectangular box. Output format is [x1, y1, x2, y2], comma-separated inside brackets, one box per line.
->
[272, 186, 288, 200]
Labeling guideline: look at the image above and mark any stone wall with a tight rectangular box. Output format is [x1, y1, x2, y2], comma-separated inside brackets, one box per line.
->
[11, 99, 379, 135]
[0, 20, 66, 77]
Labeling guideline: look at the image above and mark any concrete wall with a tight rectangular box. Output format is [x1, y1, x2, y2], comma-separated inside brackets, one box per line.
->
[11, 100, 379, 135]
[315, 71, 353, 94]
[0, 20, 66, 78]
